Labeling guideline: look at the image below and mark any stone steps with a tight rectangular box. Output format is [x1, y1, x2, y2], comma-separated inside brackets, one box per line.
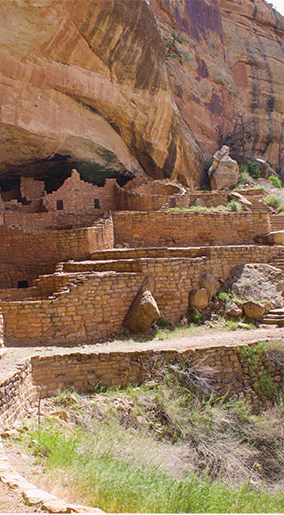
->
[261, 308, 284, 326]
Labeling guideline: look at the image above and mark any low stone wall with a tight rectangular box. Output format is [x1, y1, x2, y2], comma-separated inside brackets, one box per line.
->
[3, 212, 101, 230]
[113, 212, 270, 247]
[1, 272, 144, 346]
[30, 342, 284, 408]
[115, 186, 267, 212]
[0, 340, 283, 430]
[187, 189, 267, 209]
[0, 216, 114, 264]
[0, 360, 38, 429]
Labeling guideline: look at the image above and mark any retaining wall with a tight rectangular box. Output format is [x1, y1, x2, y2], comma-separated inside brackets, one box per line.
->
[1, 339, 283, 430]
[30, 342, 284, 408]
[113, 212, 270, 247]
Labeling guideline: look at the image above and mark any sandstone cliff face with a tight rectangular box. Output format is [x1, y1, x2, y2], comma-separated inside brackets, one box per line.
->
[0, 0, 204, 187]
[0, 0, 283, 187]
[151, 0, 284, 164]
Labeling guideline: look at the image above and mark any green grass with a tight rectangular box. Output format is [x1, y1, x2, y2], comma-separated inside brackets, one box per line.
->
[269, 175, 282, 189]
[168, 202, 242, 213]
[18, 423, 284, 513]
[265, 193, 284, 213]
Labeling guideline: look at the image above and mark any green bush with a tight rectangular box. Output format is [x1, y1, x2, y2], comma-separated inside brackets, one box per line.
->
[238, 171, 255, 186]
[227, 200, 242, 212]
[240, 160, 261, 180]
[265, 193, 284, 212]
[218, 292, 229, 302]
[269, 175, 282, 188]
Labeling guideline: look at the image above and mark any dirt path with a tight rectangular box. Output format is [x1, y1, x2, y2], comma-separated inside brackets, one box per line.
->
[1, 326, 284, 382]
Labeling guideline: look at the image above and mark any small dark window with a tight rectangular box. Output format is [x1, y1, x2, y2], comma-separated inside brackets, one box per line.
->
[169, 198, 177, 208]
[56, 199, 64, 210]
[18, 281, 28, 289]
[94, 198, 100, 209]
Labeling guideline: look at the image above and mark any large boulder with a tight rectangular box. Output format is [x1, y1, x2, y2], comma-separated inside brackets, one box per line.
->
[225, 301, 243, 319]
[208, 146, 240, 190]
[243, 301, 266, 320]
[227, 264, 284, 308]
[124, 290, 160, 333]
[189, 288, 209, 309]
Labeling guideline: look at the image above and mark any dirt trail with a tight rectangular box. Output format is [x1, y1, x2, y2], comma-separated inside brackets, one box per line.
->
[1, 326, 284, 382]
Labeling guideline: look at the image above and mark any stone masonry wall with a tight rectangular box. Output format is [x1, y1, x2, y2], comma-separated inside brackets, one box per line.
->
[0, 263, 56, 289]
[1, 272, 144, 346]
[42, 171, 118, 214]
[0, 257, 205, 346]
[115, 185, 267, 212]
[1, 341, 282, 430]
[73, 245, 283, 288]
[113, 212, 270, 247]
[0, 360, 38, 429]
[20, 177, 45, 202]
[30, 342, 284, 409]
[3, 212, 101, 231]
[0, 217, 114, 264]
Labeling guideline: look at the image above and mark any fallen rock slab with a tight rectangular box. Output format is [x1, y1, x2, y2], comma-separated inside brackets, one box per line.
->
[124, 290, 160, 333]
[243, 301, 266, 320]
[189, 288, 209, 309]
[22, 487, 58, 505]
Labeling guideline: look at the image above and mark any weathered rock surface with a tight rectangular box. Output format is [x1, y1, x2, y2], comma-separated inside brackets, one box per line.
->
[0, 0, 282, 187]
[151, 0, 284, 167]
[208, 146, 240, 190]
[227, 263, 284, 307]
[124, 290, 160, 333]
[225, 301, 243, 319]
[0, 0, 204, 187]
[243, 301, 266, 320]
[189, 288, 209, 309]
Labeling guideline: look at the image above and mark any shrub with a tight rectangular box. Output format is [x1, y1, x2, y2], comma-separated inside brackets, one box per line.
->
[227, 200, 242, 212]
[238, 171, 255, 185]
[265, 193, 284, 212]
[157, 317, 171, 328]
[269, 175, 282, 188]
[243, 160, 261, 180]
[218, 292, 229, 302]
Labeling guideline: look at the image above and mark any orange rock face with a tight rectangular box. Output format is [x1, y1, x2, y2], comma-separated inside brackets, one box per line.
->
[151, 0, 284, 166]
[0, 0, 283, 187]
